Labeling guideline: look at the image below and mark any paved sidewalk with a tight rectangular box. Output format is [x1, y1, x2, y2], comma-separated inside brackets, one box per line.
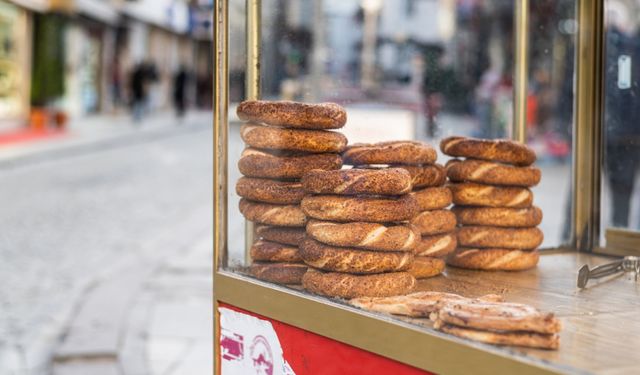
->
[50, 226, 213, 375]
[0, 110, 212, 167]
[0, 110, 213, 375]
[143, 235, 213, 375]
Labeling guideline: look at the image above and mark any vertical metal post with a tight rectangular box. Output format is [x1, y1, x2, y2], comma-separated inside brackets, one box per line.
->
[213, 0, 229, 373]
[512, 0, 529, 144]
[573, 0, 604, 251]
[244, 0, 262, 261]
[214, 0, 229, 272]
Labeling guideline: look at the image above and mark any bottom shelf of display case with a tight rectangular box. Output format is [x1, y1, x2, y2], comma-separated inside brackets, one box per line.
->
[214, 250, 640, 375]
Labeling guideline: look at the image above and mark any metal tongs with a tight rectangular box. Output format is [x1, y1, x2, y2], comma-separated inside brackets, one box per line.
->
[577, 256, 640, 288]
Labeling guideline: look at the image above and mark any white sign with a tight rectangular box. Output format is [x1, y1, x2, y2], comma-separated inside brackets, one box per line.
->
[618, 55, 632, 90]
[219, 307, 296, 375]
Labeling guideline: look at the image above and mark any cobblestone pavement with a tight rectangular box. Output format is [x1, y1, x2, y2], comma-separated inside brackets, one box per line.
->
[0, 114, 213, 374]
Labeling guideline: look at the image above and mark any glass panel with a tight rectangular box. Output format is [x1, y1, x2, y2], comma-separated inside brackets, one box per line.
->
[601, 0, 640, 236]
[226, 0, 247, 268]
[526, 0, 575, 248]
[223, 0, 576, 277]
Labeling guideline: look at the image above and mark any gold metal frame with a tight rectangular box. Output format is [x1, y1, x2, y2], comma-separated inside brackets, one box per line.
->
[213, 0, 228, 373]
[512, 0, 529, 144]
[594, 3, 640, 256]
[214, 0, 629, 373]
[215, 271, 563, 375]
[243, 0, 261, 262]
[602, 228, 640, 256]
[572, 0, 604, 252]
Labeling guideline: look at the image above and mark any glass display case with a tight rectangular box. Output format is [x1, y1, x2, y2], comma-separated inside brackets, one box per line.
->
[215, 1, 640, 373]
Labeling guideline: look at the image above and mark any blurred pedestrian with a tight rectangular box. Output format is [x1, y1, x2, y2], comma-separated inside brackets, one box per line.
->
[173, 65, 189, 118]
[111, 57, 123, 110]
[421, 47, 446, 138]
[604, 23, 640, 228]
[130, 63, 147, 122]
[474, 67, 500, 138]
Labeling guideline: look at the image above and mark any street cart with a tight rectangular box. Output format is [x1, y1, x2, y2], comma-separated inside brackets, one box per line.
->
[215, 1, 640, 374]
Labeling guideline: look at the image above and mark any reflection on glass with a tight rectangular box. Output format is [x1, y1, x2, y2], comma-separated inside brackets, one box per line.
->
[225, 0, 576, 269]
[602, 0, 640, 231]
[526, 1, 575, 247]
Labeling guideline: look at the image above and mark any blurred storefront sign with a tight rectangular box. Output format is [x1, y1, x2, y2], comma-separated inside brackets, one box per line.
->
[123, 0, 190, 34]
[6, 0, 48, 12]
[0, 1, 31, 123]
[0, 0, 211, 130]
[69, 0, 119, 25]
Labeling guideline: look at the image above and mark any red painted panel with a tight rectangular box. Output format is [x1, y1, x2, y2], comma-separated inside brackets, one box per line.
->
[219, 302, 433, 375]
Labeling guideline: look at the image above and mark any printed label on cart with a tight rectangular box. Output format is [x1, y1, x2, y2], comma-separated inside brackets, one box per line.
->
[219, 307, 296, 375]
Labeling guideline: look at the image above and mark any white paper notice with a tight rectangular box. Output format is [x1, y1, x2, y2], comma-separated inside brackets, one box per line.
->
[618, 55, 632, 90]
[219, 307, 296, 375]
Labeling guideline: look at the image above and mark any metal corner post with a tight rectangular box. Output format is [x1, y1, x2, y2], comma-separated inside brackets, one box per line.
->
[214, 0, 229, 373]
[244, 0, 262, 261]
[573, 0, 604, 251]
[214, 0, 229, 272]
[512, 0, 529, 144]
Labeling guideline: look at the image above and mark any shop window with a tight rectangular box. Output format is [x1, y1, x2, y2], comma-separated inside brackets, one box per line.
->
[601, 0, 640, 253]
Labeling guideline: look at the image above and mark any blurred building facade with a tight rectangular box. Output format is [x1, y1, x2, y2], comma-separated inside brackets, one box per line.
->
[0, 0, 213, 129]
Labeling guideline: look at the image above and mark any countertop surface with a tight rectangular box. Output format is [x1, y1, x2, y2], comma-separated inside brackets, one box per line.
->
[397, 250, 640, 374]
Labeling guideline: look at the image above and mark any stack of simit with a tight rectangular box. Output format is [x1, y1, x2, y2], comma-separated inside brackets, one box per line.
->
[405, 159, 456, 279]
[300, 146, 426, 298]
[441, 136, 543, 271]
[235, 100, 347, 284]
[338, 141, 453, 280]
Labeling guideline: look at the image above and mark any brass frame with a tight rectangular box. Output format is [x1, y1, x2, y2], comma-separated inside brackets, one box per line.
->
[243, 0, 261, 262]
[512, 0, 529, 144]
[214, 271, 564, 375]
[213, 0, 227, 373]
[572, 0, 604, 252]
[595, 3, 640, 256]
[213, 0, 627, 373]
[602, 229, 640, 256]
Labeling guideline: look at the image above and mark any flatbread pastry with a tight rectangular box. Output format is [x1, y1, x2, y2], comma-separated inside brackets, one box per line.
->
[433, 322, 559, 350]
[350, 292, 504, 318]
[435, 299, 561, 334]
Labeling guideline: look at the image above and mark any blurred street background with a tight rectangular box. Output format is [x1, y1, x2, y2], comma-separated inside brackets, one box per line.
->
[0, 0, 214, 374]
[4, 0, 640, 373]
